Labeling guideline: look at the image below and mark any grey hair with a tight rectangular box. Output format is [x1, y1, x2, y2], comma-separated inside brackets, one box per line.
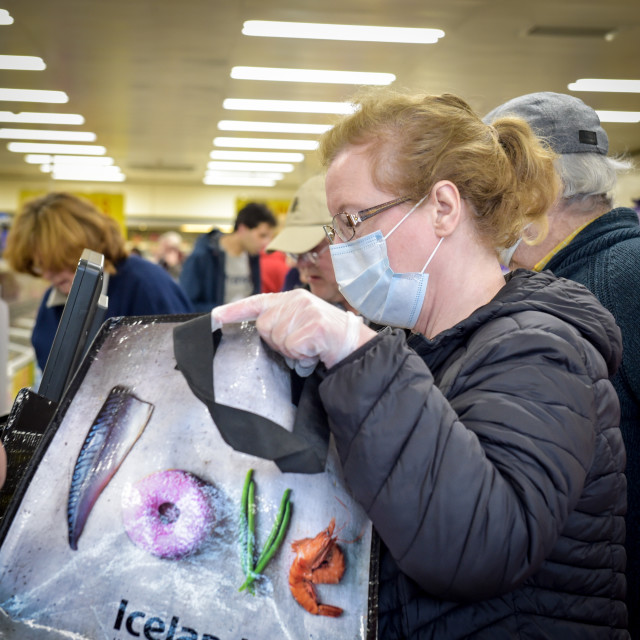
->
[555, 153, 634, 208]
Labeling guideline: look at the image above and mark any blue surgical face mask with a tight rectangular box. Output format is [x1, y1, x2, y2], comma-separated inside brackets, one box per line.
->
[329, 195, 444, 329]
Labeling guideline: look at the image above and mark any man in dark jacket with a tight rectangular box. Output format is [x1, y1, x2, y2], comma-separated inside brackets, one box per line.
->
[179, 202, 276, 312]
[485, 91, 640, 636]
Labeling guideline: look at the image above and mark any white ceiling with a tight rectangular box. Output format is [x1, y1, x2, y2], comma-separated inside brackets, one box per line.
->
[1, 0, 639, 192]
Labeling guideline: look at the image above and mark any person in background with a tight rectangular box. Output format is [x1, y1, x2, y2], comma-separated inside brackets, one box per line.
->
[3, 192, 194, 372]
[211, 89, 629, 637]
[266, 174, 359, 313]
[485, 91, 640, 637]
[153, 230, 185, 281]
[259, 249, 289, 294]
[179, 203, 276, 312]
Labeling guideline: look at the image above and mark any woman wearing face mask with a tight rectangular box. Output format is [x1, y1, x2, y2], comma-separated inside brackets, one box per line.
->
[212, 90, 629, 638]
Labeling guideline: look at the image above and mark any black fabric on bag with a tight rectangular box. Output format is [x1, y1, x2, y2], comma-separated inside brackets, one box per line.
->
[0, 389, 57, 526]
[172, 314, 330, 474]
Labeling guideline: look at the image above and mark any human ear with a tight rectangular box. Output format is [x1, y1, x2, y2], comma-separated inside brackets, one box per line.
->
[429, 180, 461, 237]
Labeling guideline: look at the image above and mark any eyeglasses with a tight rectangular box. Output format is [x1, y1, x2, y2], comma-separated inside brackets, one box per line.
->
[323, 196, 411, 244]
[286, 243, 330, 266]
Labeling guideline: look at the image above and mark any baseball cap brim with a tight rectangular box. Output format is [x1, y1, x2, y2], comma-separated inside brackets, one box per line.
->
[266, 225, 327, 254]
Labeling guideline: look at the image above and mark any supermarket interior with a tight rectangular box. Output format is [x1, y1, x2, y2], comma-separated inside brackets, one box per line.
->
[0, 2, 639, 638]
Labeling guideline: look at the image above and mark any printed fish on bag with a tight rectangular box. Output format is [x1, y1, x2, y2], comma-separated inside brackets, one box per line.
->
[67, 385, 154, 550]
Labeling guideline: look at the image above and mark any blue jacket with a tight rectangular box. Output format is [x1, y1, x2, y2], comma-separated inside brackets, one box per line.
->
[545, 206, 640, 637]
[32, 253, 193, 371]
[179, 229, 261, 312]
[320, 270, 627, 638]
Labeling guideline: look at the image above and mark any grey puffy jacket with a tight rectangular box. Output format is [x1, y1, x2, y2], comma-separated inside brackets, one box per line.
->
[319, 269, 628, 639]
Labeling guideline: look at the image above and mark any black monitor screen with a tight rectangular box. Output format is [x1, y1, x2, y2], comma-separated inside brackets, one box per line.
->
[38, 249, 106, 403]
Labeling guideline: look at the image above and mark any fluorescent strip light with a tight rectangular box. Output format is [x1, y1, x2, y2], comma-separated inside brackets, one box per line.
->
[8, 142, 106, 154]
[230, 66, 395, 85]
[595, 110, 640, 123]
[568, 78, 640, 93]
[203, 175, 276, 187]
[24, 154, 52, 164]
[53, 165, 123, 176]
[210, 150, 305, 162]
[218, 120, 331, 134]
[52, 167, 125, 182]
[223, 98, 355, 114]
[53, 174, 125, 182]
[0, 128, 96, 141]
[213, 136, 318, 150]
[207, 160, 294, 172]
[0, 88, 68, 103]
[206, 171, 284, 181]
[0, 56, 46, 71]
[25, 154, 115, 165]
[0, 10, 14, 25]
[242, 20, 444, 43]
[0, 111, 84, 125]
[52, 155, 115, 165]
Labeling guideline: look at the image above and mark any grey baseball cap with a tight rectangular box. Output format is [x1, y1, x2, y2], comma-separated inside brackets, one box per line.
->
[483, 91, 608, 155]
[267, 173, 330, 254]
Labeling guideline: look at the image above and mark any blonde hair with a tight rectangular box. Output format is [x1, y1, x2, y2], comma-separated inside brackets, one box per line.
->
[319, 89, 560, 248]
[4, 192, 128, 276]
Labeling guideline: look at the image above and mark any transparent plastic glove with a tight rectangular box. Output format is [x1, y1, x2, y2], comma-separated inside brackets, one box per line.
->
[211, 290, 375, 376]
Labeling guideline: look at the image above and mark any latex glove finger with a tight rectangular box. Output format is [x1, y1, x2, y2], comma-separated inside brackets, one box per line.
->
[211, 293, 273, 327]
[284, 356, 318, 378]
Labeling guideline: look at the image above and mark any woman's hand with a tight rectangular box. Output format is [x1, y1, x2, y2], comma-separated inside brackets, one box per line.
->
[212, 289, 376, 374]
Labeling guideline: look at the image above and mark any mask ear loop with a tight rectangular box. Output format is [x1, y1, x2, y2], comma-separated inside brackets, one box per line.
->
[420, 237, 444, 274]
[383, 193, 430, 240]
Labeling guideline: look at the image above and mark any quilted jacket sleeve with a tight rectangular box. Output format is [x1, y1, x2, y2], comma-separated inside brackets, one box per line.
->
[319, 316, 618, 602]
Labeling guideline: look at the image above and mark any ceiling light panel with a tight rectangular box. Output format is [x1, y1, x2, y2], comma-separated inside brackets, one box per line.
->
[205, 171, 284, 181]
[24, 154, 52, 164]
[203, 175, 276, 187]
[218, 120, 331, 134]
[24, 154, 115, 165]
[8, 142, 106, 154]
[207, 161, 294, 172]
[242, 20, 444, 43]
[210, 150, 305, 162]
[0, 9, 14, 25]
[230, 66, 395, 85]
[0, 55, 46, 71]
[213, 136, 318, 150]
[596, 110, 640, 123]
[52, 166, 125, 181]
[0, 112, 85, 125]
[223, 98, 356, 114]
[569, 79, 640, 93]
[0, 88, 68, 103]
[0, 128, 96, 141]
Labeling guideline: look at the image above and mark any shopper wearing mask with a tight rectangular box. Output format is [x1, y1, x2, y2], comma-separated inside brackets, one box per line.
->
[211, 90, 629, 638]
[266, 173, 360, 313]
[485, 91, 640, 638]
